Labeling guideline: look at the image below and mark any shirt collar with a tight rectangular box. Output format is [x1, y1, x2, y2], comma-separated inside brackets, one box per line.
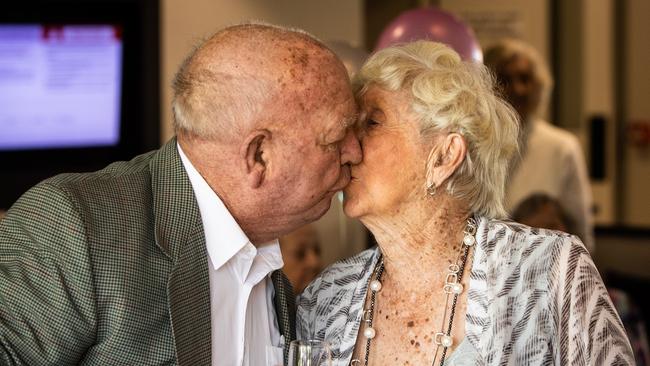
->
[178, 143, 276, 270]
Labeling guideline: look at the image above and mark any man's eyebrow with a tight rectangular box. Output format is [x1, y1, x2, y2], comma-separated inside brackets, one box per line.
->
[341, 114, 359, 128]
[323, 114, 358, 144]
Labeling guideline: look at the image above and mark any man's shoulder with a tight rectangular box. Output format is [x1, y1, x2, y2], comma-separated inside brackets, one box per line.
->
[45, 149, 158, 192]
[8, 148, 163, 229]
[533, 119, 582, 154]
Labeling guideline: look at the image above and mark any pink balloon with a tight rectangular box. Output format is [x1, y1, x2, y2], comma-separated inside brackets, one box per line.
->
[375, 6, 482, 63]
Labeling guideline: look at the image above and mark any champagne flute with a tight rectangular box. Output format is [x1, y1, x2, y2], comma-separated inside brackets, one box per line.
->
[287, 339, 332, 366]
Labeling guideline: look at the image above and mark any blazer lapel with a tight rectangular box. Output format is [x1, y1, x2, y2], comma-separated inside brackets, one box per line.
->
[271, 270, 297, 365]
[151, 138, 211, 365]
[167, 227, 212, 366]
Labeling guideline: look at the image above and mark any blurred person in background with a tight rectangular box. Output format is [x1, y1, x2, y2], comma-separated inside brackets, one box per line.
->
[511, 192, 576, 235]
[484, 39, 595, 253]
[280, 224, 322, 294]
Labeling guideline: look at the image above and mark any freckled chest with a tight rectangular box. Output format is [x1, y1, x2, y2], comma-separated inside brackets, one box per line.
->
[350, 277, 469, 365]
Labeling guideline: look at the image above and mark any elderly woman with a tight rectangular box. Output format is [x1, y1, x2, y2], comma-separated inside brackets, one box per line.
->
[296, 41, 633, 365]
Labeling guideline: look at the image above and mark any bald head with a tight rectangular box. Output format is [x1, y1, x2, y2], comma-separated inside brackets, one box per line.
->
[172, 23, 349, 142]
[172, 23, 361, 244]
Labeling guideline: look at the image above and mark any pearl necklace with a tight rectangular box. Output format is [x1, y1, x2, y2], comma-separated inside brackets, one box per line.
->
[351, 217, 478, 366]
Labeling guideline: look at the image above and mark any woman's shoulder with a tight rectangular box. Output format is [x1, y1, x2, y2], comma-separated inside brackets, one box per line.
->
[300, 247, 379, 301]
[326, 247, 379, 272]
[482, 218, 587, 261]
[296, 248, 379, 341]
[479, 218, 591, 287]
[480, 220, 634, 364]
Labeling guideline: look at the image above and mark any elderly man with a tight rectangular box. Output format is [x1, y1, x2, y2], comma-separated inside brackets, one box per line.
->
[484, 39, 595, 253]
[0, 23, 361, 366]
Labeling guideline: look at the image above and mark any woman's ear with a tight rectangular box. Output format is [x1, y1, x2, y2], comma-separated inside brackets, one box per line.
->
[425, 133, 467, 191]
[240, 129, 272, 189]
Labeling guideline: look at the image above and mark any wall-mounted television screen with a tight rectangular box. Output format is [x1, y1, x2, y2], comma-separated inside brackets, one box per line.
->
[0, 24, 123, 150]
[0, 0, 159, 210]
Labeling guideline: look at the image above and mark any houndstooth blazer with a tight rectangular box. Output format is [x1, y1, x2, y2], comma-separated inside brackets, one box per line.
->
[297, 217, 635, 365]
[0, 138, 296, 365]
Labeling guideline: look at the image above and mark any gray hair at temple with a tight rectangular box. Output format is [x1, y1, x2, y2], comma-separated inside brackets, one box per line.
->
[170, 22, 321, 141]
[353, 41, 519, 219]
[483, 38, 553, 118]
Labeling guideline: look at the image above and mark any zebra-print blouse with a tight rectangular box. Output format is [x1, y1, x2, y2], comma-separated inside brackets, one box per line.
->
[296, 217, 635, 365]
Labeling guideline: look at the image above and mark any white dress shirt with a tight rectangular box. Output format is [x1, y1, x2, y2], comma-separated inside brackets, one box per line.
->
[505, 118, 594, 253]
[178, 145, 284, 366]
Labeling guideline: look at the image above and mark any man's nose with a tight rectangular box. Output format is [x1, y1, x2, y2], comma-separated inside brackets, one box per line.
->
[340, 129, 362, 165]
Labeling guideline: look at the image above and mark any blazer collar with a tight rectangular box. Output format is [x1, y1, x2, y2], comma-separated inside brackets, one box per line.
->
[150, 138, 211, 365]
[150, 137, 202, 260]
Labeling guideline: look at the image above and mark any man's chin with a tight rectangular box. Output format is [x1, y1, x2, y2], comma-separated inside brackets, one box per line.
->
[309, 194, 335, 220]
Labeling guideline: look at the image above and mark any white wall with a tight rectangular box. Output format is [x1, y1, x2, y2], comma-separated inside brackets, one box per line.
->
[582, 0, 616, 225]
[440, 0, 552, 123]
[161, 0, 367, 265]
[440, 0, 550, 63]
[161, 0, 364, 141]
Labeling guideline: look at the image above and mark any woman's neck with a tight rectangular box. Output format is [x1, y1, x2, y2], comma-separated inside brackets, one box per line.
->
[362, 195, 471, 289]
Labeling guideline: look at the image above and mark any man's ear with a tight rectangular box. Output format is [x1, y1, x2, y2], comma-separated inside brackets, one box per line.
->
[240, 129, 271, 189]
[426, 133, 467, 189]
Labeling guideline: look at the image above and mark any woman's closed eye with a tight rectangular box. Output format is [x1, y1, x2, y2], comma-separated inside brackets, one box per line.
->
[354, 118, 379, 139]
[359, 119, 379, 133]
